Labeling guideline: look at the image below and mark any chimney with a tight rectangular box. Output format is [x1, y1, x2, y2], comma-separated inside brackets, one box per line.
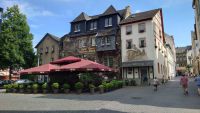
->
[124, 5, 131, 19]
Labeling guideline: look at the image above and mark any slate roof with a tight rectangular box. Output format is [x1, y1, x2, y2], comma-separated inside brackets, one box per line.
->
[72, 12, 91, 22]
[35, 33, 60, 48]
[72, 5, 127, 23]
[120, 8, 161, 25]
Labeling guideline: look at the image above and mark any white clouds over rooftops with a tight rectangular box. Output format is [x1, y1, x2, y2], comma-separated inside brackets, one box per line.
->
[1, 0, 56, 18]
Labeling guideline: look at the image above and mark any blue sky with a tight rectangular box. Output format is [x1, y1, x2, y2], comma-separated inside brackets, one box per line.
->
[0, 0, 194, 47]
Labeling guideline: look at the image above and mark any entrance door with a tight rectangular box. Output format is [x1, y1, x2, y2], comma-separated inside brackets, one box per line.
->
[140, 67, 148, 85]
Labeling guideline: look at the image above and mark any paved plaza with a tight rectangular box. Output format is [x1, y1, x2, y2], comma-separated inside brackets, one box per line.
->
[0, 77, 199, 113]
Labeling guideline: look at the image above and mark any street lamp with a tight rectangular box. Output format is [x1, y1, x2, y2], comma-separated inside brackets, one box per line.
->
[0, 7, 3, 32]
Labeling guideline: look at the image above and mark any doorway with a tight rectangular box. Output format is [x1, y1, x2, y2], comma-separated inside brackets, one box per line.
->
[140, 67, 148, 85]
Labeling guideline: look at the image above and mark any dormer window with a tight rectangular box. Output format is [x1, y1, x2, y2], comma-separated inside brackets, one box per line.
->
[105, 17, 112, 27]
[138, 23, 145, 33]
[90, 21, 97, 30]
[74, 24, 80, 32]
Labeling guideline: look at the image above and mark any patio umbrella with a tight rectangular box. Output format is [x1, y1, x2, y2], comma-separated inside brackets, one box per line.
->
[52, 59, 113, 72]
[19, 64, 60, 75]
[50, 56, 81, 65]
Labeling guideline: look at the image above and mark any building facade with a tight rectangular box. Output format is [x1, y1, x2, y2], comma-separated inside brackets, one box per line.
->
[60, 5, 131, 77]
[192, 0, 200, 75]
[165, 33, 176, 79]
[120, 9, 167, 85]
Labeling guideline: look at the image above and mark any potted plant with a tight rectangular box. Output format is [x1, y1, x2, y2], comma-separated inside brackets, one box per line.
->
[12, 83, 18, 93]
[89, 84, 95, 94]
[75, 82, 84, 94]
[98, 85, 104, 94]
[26, 85, 32, 93]
[51, 82, 59, 93]
[63, 83, 70, 94]
[32, 83, 38, 93]
[19, 84, 24, 93]
[42, 83, 48, 93]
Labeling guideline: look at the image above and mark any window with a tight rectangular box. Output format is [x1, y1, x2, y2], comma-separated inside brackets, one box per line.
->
[159, 30, 162, 39]
[105, 17, 112, 27]
[82, 39, 87, 47]
[90, 21, 97, 30]
[74, 24, 80, 32]
[126, 40, 132, 49]
[106, 37, 111, 45]
[51, 45, 55, 53]
[126, 25, 132, 35]
[138, 23, 145, 33]
[101, 37, 105, 46]
[79, 40, 82, 48]
[158, 63, 160, 74]
[139, 38, 146, 48]
[91, 37, 96, 46]
[103, 56, 113, 67]
[45, 47, 49, 53]
[128, 68, 132, 74]
[39, 48, 43, 54]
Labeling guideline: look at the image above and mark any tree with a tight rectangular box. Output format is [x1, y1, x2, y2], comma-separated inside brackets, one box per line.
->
[0, 5, 36, 79]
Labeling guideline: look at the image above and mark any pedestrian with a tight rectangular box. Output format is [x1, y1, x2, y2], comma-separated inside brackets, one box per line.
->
[180, 74, 189, 95]
[161, 75, 165, 84]
[153, 77, 159, 91]
[195, 75, 200, 96]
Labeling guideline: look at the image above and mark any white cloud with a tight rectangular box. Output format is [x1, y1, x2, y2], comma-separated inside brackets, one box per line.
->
[1, 0, 56, 18]
[135, 10, 141, 13]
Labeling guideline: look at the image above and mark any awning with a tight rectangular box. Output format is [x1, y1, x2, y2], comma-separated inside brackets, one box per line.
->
[122, 60, 154, 67]
[52, 59, 113, 72]
[19, 64, 60, 75]
[50, 56, 81, 65]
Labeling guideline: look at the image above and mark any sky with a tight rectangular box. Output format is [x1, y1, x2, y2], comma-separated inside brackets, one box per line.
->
[0, 0, 194, 48]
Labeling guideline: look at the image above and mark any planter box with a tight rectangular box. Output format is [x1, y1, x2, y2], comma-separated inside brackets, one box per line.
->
[64, 89, 69, 94]
[77, 89, 82, 94]
[53, 89, 59, 94]
[90, 88, 95, 94]
[43, 89, 48, 94]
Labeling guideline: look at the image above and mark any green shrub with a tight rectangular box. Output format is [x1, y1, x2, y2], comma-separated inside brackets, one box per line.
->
[32, 84, 38, 90]
[51, 83, 59, 89]
[12, 84, 19, 89]
[89, 84, 95, 89]
[98, 85, 104, 89]
[42, 83, 48, 89]
[4, 84, 12, 89]
[27, 85, 32, 89]
[74, 82, 84, 90]
[19, 84, 24, 89]
[63, 83, 70, 89]
[111, 80, 118, 88]
[130, 79, 136, 86]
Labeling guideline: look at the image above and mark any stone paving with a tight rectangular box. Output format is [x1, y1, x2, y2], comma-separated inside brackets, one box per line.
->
[0, 77, 199, 113]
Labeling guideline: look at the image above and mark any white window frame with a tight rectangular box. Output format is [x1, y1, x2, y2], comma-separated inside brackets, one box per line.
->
[91, 37, 96, 46]
[101, 37, 105, 46]
[105, 17, 112, 27]
[126, 39, 132, 49]
[139, 38, 146, 48]
[106, 37, 111, 45]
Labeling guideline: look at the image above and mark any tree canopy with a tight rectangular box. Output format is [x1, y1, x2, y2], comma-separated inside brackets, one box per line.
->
[0, 5, 36, 73]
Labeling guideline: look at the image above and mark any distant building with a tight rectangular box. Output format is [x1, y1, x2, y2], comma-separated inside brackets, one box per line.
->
[120, 8, 167, 85]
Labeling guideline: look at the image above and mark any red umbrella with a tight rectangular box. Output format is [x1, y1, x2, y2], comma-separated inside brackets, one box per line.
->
[19, 64, 60, 75]
[52, 59, 113, 72]
[50, 56, 81, 65]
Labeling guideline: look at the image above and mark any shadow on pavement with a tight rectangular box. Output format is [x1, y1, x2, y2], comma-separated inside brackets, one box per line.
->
[0, 109, 126, 113]
[35, 77, 200, 110]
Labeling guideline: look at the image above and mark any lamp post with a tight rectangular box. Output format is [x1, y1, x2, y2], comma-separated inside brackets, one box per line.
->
[0, 7, 3, 32]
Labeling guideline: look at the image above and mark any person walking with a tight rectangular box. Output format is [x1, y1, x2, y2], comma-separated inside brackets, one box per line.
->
[180, 74, 189, 95]
[195, 75, 200, 96]
[153, 77, 159, 91]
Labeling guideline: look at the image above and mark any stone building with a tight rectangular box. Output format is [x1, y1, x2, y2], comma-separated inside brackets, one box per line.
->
[60, 5, 131, 77]
[120, 8, 167, 85]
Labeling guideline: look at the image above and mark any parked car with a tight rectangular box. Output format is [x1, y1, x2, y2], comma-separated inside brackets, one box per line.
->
[15, 79, 33, 84]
